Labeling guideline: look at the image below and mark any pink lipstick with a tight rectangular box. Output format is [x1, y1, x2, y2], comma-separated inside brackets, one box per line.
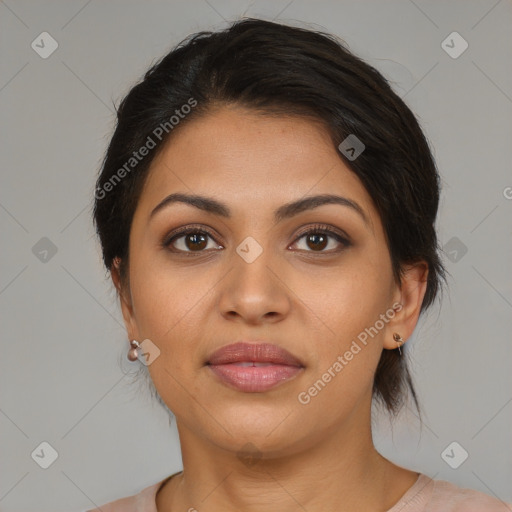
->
[206, 342, 304, 392]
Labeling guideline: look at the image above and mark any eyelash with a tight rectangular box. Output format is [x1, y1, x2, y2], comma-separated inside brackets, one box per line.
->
[162, 223, 351, 255]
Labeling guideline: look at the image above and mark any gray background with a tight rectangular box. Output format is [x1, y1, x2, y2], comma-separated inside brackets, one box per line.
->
[1, 1, 511, 510]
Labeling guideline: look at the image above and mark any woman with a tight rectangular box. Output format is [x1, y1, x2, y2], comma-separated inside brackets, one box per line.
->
[91, 18, 508, 512]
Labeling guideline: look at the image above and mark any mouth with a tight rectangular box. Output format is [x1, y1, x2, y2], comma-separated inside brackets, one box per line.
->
[206, 341, 304, 392]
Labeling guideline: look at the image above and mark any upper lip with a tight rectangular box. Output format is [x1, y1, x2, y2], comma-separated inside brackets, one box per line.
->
[207, 342, 304, 367]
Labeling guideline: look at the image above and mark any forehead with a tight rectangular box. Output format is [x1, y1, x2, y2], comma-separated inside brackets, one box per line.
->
[138, 106, 377, 225]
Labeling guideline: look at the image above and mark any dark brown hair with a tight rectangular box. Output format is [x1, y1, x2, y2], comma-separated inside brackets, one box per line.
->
[93, 18, 446, 415]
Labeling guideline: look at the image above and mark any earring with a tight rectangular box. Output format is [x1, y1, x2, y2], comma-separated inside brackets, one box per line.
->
[127, 339, 140, 361]
[392, 333, 404, 355]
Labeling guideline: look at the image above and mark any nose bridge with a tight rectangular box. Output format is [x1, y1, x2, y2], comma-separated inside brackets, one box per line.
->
[233, 233, 277, 292]
[235, 234, 267, 266]
[218, 233, 290, 321]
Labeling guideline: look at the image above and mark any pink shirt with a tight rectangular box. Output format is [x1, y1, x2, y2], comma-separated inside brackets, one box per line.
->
[87, 472, 510, 511]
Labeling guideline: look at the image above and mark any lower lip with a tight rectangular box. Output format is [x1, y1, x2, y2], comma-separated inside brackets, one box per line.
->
[207, 363, 303, 392]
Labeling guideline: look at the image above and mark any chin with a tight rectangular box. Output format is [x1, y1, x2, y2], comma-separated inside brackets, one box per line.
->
[205, 403, 307, 451]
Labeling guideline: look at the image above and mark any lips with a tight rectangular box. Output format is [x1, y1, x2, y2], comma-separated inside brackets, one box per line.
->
[207, 342, 303, 367]
[206, 342, 304, 392]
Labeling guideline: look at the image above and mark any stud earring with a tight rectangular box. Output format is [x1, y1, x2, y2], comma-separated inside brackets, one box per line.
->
[127, 340, 140, 361]
[392, 333, 404, 355]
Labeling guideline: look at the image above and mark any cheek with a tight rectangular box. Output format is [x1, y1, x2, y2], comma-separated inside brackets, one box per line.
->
[296, 254, 393, 335]
[294, 273, 390, 414]
[128, 255, 224, 396]
[129, 251, 211, 339]
[290, 254, 394, 389]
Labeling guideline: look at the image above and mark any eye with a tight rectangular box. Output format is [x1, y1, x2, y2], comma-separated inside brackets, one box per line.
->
[163, 223, 350, 255]
[291, 224, 351, 253]
[164, 226, 223, 253]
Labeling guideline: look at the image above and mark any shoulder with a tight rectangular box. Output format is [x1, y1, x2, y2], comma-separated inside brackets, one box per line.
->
[84, 479, 163, 512]
[428, 477, 511, 511]
[390, 473, 510, 511]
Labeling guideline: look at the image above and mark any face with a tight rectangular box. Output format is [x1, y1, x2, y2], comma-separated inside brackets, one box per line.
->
[116, 105, 426, 458]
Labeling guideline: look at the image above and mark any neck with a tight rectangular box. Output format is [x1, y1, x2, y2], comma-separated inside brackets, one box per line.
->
[156, 403, 419, 512]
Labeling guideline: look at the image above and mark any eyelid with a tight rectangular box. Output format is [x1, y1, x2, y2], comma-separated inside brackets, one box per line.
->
[162, 224, 222, 249]
[293, 223, 350, 242]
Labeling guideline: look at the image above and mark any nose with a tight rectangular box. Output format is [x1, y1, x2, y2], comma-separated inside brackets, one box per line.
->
[218, 244, 291, 325]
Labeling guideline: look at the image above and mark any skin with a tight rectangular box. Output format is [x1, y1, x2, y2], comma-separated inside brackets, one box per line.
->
[112, 105, 428, 512]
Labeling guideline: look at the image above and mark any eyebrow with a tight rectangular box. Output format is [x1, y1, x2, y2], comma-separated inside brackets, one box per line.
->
[149, 192, 369, 226]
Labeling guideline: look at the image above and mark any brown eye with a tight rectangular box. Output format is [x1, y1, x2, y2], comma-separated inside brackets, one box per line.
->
[183, 232, 208, 251]
[305, 232, 328, 251]
[291, 226, 350, 253]
[165, 228, 222, 253]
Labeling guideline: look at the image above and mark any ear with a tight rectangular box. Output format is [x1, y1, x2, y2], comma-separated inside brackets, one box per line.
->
[111, 258, 140, 342]
[383, 261, 429, 350]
